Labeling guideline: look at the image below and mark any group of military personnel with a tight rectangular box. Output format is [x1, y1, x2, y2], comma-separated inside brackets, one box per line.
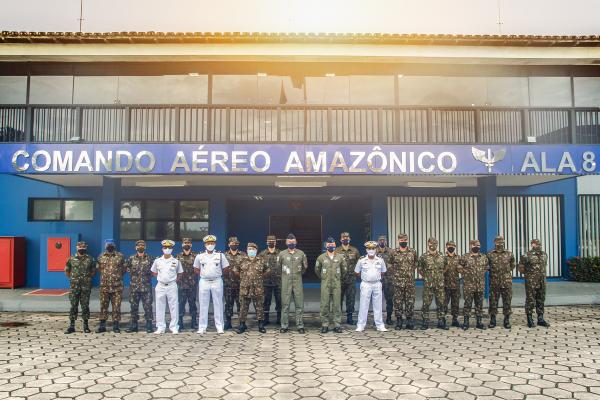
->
[64, 231, 550, 334]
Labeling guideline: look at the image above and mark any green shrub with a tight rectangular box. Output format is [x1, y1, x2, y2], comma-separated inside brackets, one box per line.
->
[567, 257, 600, 282]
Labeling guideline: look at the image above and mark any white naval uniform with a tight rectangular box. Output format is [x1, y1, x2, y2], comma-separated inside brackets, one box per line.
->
[193, 251, 230, 332]
[354, 255, 387, 330]
[151, 255, 184, 333]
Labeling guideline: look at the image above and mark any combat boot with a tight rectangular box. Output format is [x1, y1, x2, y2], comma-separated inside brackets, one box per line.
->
[96, 320, 106, 333]
[125, 321, 138, 333]
[83, 320, 91, 333]
[178, 315, 184, 332]
[503, 315, 511, 329]
[462, 316, 470, 330]
[405, 319, 415, 330]
[333, 326, 342, 333]
[537, 314, 550, 328]
[263, 313, 270, 325]
[395, 318, 403, 331]
[64, 319, 75, 334]
[321, 326, 329, 333]
[475, 317, 486, 330]
[488, 314, 497, 328]
[224, 317, 232, 330]
[191, 315, 198, 330]
[526, 314, 535, 328]
[438, 318, 449, 330]
[258, 321, 266, 334]
[113, 321, 121, 333]
[420, 319, 429, 330]
[451, 317, 461, 328]
[385, 314, 393, 326]
[236, 323, 247, 334]
[346, 313, 356, 325]
[276, 311, 281, 325]
[145, 320, 153, 333]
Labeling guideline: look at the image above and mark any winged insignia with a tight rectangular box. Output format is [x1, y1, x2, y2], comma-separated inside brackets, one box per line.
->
[471, 147, 506, 173]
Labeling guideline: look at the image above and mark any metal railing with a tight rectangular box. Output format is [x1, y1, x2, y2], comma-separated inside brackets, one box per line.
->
[1, 104, 599, 144]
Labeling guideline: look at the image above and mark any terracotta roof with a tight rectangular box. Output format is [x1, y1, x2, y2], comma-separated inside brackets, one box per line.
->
[1, 31, 600, 47]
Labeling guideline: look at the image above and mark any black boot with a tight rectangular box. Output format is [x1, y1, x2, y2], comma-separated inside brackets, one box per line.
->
[113, 321, 121, 333]
[321, 326, 329, 333]
[64, 319, 75, 334]
[83, 320, 91, 333]
[236, 323, 247, 334]
[421, 319, 429, 330]
[395, 318, 403, 331]
[462, 316, 470, 330]
[346, 313, 356, 325]
[438, 318, 449, 330]
[503, 315, 511, 329]
[96, 320, 106, 333]
[263, 313, 270, 325]
[488, 314, 497, 329]
[258, 321, 266, 334]
[476, 317, 486, 330]
[406, 319, 415, 330]
[537, 314, 550, 328]
[527, 314, 535, 328]
[191, 315, 198, 331]
[451, 317, 460, 328]
[385, 314, 393, 326]
[146, 320, 153, 333]
[333, 326, 342, 333]
[224, 317, 232, 331]
[178, 315, 184, 332]
[276, 311, 281, 325]
[125, 321, 138, 333]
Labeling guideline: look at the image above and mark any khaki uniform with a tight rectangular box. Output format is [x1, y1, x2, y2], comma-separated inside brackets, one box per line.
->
[315, 252, 347, 327]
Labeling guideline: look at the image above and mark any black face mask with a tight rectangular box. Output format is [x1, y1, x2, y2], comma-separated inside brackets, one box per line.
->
[399, 241, 408, 248]
[471, 247, 480, 253]
[447, 247, 455, 253]
[77, 249, 86, 255]
[182, 245, 191, 251]
[378, 241, 386, 248]
[229, 245, 238, 251]
[267, 242, 276, 249]
[106, 245, 115, 253]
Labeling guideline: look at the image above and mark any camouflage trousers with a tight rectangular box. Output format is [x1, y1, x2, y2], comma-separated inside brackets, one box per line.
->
[340, 280, 356, 314]
[99, 289, 123, 321]
[263, 285, 281, 314]
[463, 290, 484, 318]
[444, 288, 461, 318]
[489, 285, 513, 316]
[178, 287, 198, 317]
[525, 277, 546, 316]
[422, 285, 445, 321]
[393, 284, 415, 319]
[239, 294, 264, 324]
[224, 284, 240, 318]
[382, 278, 394, 316]
[129, 290, 153, 322]
[68, 287, 91, 321]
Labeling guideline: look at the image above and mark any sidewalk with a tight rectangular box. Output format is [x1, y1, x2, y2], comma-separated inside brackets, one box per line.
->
[1, 281, 600, 313]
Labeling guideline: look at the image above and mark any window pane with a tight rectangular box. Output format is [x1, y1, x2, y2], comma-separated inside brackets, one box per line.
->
[145, 221, 175, 240]
[121, 201, 142, 219]
[574, 77, 600, 107]
[528, 77, 572, 107]
[120, 221, 142, 240]
[30, 76, 74, 104]
[0, 76, 27, 104]
[64, 200, 93, 221]
[179, 221, 209, 240]
[213, 75, 258, 104]
[180, 201, 209, 220]
[349, 76, 395, 105]
[306, 76, 350, 104]
[145, 200, 175, 219]
[484, 77, 529, 106]
[73, 76, 119, 104]
[397, 76, 487, 106]
[117, 75, 208, 104]
[32, 199, 61, 220]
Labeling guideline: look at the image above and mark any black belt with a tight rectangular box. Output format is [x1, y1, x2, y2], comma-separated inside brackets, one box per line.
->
[159, 281, 175, 286]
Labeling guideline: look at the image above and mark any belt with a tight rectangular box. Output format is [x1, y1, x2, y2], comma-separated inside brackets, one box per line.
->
[159, 281, 176, 286]
[363, 280, 381, 283]
[202, 277, 221, 281]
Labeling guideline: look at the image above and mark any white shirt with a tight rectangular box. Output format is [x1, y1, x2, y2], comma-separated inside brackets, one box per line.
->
[151, 256, 183, 284]
[193, 251, 229, 279]
[354, 256, 387, 282]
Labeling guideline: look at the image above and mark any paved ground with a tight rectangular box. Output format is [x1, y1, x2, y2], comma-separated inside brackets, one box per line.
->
[1, 306, 600, 400]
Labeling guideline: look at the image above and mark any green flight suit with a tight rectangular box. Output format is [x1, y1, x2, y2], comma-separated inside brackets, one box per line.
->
[278, 249, 308, 329]
[315, 252, 347, 328]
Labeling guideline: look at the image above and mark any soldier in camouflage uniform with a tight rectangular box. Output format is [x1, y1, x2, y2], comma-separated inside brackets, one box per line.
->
[315, 237, 347, 333]
[488, 235, 516, 329]
[177, 238, 198, 331]
[261, 235, 281, 325]
[389, 233, 418, 330]
[279, 233, 308, 333]
[443, 240, 462, 328]
[64, 241, 96, 334]
[376, 235, 395, 325]
[418, 237, 448, 330]
[235, 242, 269, 334]
[125, 240, 154, 333]
[96, 239, 126, 333]
[459, 239, 489, 330]
[224, 236, 246, 330]
[335, 232, 360, 325]
[518, 239, 550, 328]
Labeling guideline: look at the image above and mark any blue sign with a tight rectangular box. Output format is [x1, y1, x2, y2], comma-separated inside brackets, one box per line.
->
[0, 143, 599, 175]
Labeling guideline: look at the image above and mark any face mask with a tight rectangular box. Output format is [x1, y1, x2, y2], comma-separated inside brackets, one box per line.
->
[287, 243, 296, 250]
[378, 241, 386, 248]
[136, 247, 145, 254]
[267, 242, 276, 249]
[162, 248, 173, 255]
[183, 244, 191, 251]
[248, 249, 257, 257]
[399, 241, 408, 248]
[106, 245, 115, 253]
[206, 244, 215, 252]
[341, 239, 350, 245]
[471, 247, 480, 253]
[229, 245, 238, 251]
[428, 244, 437, 251]
[326, 245, 336, 252]
[495, 243, 504, 250]
[77, 249, 86, 255]
[447, 247, 455, 253]
[367, 249, 376, 257]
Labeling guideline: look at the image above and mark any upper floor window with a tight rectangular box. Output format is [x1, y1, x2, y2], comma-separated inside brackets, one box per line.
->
[29, 199, 94, 221]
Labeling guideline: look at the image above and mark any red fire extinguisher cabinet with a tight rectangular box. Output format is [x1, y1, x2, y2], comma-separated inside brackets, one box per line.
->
[0, 237, 26, 288]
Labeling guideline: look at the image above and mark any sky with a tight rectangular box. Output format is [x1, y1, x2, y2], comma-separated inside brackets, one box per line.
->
[0, 0, 599, 35]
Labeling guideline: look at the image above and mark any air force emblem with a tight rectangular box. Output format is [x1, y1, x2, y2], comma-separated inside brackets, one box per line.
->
[471, 147, 507, 172]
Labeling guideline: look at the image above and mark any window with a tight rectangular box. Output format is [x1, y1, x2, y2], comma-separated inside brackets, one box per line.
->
[120, 200, 209, 241]
[29, 76, 74, 104]
[574, 77, 600, 107]
[29, 199, 94, 221]
[0, 76, 27, 104]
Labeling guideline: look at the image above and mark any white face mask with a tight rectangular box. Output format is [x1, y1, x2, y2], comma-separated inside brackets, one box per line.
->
[367, 249, 376, 257]
[162, 248, 173, 255]
[206, 244, 215, 251]
[247, 249, 257, 258]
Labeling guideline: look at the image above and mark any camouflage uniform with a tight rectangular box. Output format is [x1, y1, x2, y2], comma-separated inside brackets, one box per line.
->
[488, 239, 516, 318]
[418, 241, 446, 324]
[335, 242, 360, 321]
[236, 251, 269, 324]
[315, 250, 347, 328]
[459, 241, 489, 320]
[224, 247, 246, 320]
[177, 250, 198, 326]
[98, 250, 126, 322]
[65, 248, 96, 322]
[261, 235, 282, 322]
[519, 240, 548, 319]
[389, 244, 418, 323]
[125, 252, 154, 324]
[443, 241, 461, 320]
[376, 236, 395, 320]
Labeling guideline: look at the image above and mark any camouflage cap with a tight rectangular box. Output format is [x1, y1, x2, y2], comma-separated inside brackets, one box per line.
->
[364, 241, 378, 249]
[340, 232, 350, 238]
[428, 237, 438, 244]
[266, 235, 277, 241]
[378, 235, 387, 241]
[228, 236, 240, 244]
[398, 233, 408, 240]
[181, 237, 192, 243]
[326, 236, 336, 243]
[494, 235, 505, 242]
[247, 242, 258, 249]
[531, 238, 541, 245]
[76, 241, 87, 248]
[446, 240, 456, 246]
[470, 239, 481, 247]
[135, 240, 146, 246]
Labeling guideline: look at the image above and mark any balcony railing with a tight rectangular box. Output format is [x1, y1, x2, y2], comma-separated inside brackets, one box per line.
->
[1, 104, 599, 144]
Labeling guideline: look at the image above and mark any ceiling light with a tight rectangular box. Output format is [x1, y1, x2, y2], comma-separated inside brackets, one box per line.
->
[406, 181, 456, 188]
[136, 180, 187, 187]
[253, 195, 263, 200]
[187, 72, 200, 76]
[275, 181, 327, 188]
[330, 196, 342, 201]
[325, 73, 335, 77]
[257, 72, 267, 77]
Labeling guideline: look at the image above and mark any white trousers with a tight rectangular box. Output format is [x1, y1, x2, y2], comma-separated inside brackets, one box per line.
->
[357, 281, 385, 330]
[198, 278, 224, 331]
[155, 282, 179, 332]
